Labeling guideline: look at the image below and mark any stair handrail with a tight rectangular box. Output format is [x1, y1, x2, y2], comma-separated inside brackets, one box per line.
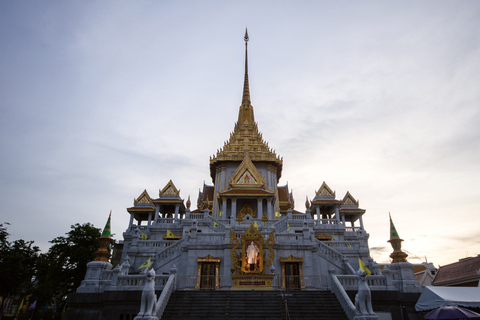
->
[155, 238, 185, 269]
[206, 215, 226, 232]
[271, 216, 289, 233]
[156, 267, 177, 319]
[280, 291, 291, 320]
[330, 273, 356, 320]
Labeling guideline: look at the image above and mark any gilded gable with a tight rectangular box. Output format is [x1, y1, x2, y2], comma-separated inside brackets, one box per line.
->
[160, 180, 180, 196]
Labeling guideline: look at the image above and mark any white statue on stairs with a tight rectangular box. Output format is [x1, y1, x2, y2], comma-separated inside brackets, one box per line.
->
[355, 269, 375, 316]
[135, 268, 158, 320]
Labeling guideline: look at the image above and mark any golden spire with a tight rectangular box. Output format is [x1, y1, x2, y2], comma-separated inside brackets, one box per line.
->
[238, 28, 254, 124]
[209, 30, 283, 181]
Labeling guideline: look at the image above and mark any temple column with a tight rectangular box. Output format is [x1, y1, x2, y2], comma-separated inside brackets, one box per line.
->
[129, 214, 134, 228]
[175, 204, 179, 220]
[316, 207, 320, 221]
[147, 212, 152, 226]
[257, 198, 263, 218]
[267, 198, 273, 220]
[155, 205, 160, 221]
[359, 216, 364, 230]
[221, 197, 227, 219]
[231, 197, 237, 219]
[335, 206, 340, 223]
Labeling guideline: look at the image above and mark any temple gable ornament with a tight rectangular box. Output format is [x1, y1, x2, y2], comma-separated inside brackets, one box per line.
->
[228, 152, 266, 189]
[159, 180, 180, 196]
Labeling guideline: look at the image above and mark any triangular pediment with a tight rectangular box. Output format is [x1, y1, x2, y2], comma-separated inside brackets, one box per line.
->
[342, 191, 359, 207]
[160, 180, 180, 196]
[229, 153, 265, 189]
[315, 181, 335, 198]
[134, 189, 153, 205]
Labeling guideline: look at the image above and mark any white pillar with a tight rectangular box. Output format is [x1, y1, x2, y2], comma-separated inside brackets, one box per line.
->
[231, 197, 237, 219]
[175, 204, 179, 220]
[257, 198, 263, 218]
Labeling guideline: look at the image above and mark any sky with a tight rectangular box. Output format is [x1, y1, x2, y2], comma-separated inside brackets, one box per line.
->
[1, 1, 479, 267]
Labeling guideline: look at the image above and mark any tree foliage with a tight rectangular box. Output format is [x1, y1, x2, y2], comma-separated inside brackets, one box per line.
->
[34, 223, 101, 305]
[0, 223, 40, 297]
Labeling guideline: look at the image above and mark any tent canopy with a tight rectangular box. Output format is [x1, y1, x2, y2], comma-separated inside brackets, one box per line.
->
[416, 286, 480, 311]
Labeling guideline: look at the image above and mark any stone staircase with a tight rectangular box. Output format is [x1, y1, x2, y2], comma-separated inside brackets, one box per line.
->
[161, 290, 348, 320]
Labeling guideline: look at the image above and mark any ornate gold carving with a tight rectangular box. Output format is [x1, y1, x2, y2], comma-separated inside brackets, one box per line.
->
[263, 230, 275, 271]
[342, 191, 359, 206]
[197, 254, 221, 263]
[238, 202, 256, 219]
[159, 180, 180, 196]
[134, 189, 153, 205]
[261, 213, 268, 225]
[305, 196, 311, 210]
[315, 181, 335, 197]
[230, 224, 275, 276]
[186, 195, 191, 209]
[280, 255, 304, 263]
[228, 152, 266, 189]
[230, 229, 242, 270]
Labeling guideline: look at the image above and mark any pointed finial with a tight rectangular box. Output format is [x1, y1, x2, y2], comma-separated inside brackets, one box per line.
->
[244, 28, 249, 43]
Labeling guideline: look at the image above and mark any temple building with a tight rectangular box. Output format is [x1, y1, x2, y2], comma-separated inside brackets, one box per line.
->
[65, 32, 423, 320]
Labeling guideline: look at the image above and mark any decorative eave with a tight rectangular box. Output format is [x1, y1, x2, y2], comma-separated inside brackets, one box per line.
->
[127, 206, 155, 213]
[219, 189, 274, 197]
[311, 199, 343, 205]
[152, 198, 184, 204]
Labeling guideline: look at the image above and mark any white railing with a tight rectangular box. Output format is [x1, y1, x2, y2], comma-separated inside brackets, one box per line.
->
[271, 216, 289, 233]
[155, 271, 176, 319]
[116, 274, 169, 289]
[330, 274, 356, 320]
[345, 226, 362, 233]
[137, 240, 176, 248]
[336, 275, 388, 291]
[291, 214, 307, 220]
[317, 241, 345, 270]
[155, 238, 184, 269]
[314, 219, 339, 225]
[189, 213, 204, 220]
[206, 216, 226, 232]
[326, 241, 360, 250]
[276, 234, 303, 242]
[156, 218, 176, 224]
[196, 233, 225, 242]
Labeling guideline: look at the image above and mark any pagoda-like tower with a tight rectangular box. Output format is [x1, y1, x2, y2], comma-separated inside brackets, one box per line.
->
[207, 30, 284, 220]
[388, 213, 408, 263]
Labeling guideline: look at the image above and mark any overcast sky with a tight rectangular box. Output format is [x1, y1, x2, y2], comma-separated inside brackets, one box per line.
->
[1, 1, 479, 267]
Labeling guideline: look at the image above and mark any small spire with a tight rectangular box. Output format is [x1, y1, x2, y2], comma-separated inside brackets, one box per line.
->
[389, 212, 400, 240]
[102, 210, 112, 237]
[238, 28, 255, 124]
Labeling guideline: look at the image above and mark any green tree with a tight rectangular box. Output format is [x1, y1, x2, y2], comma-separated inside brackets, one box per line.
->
[33, 223, 100, 317]
[0, 223, 40, 298]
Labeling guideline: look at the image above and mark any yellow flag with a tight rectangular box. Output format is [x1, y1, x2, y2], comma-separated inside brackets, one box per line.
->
[166, 230, 174, 239]
[254, 221, 258, 229]
[139, 257, 151, 269]
[213, 221, 217, 228]
[275, 211, 281, 217]
[141, 233, 148, 240]
[219, 211, 224, 217]
[358, 258, 371, 275]
[15, 297, 24, 317]
[286, 223, 290, 231]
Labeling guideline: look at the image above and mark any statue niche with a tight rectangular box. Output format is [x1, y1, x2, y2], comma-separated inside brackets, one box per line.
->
[238, 202, 256, 219]
[230, 224, 275, 275]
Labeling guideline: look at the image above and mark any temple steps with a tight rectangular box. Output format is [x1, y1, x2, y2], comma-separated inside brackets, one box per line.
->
[161, 290, 348, 319]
